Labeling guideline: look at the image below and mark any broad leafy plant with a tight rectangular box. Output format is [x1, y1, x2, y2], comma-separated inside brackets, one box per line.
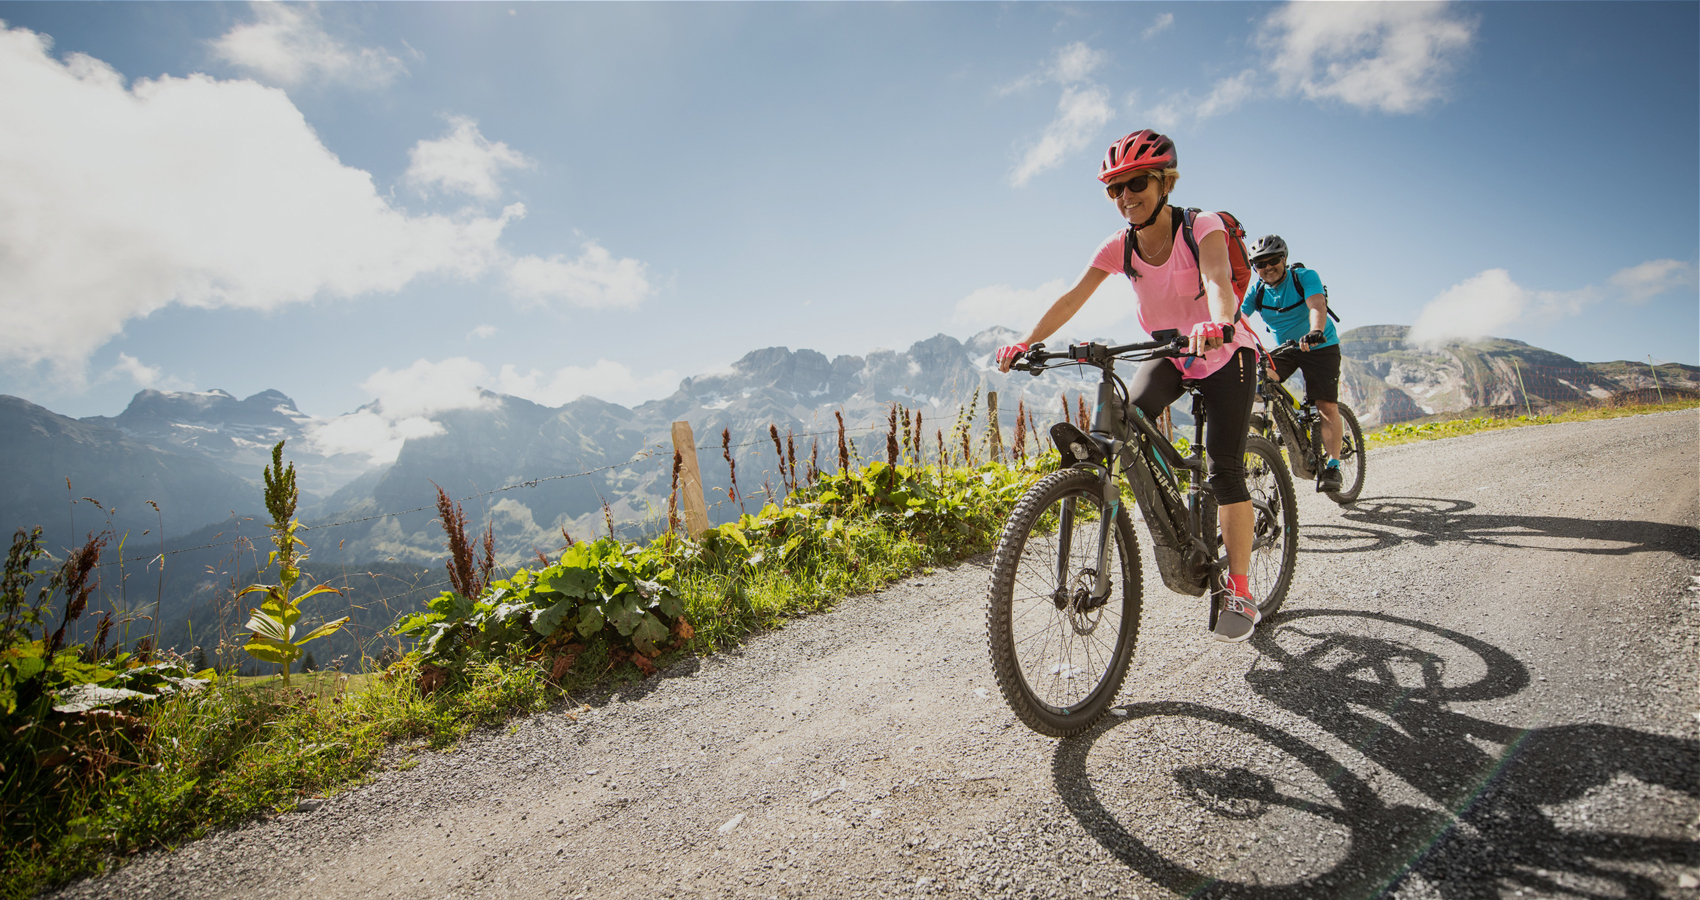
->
[396, 536, 688, 673]
[239, 442, 347, 687]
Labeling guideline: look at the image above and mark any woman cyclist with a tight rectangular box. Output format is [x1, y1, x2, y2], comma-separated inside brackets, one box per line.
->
[995, 129, 1263, 643]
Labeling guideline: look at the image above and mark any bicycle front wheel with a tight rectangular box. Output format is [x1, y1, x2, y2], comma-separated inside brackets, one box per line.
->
[1327, 404, 1367, 504]
[1239, 434, 1299, 619]
[987, 468, 1142, 737]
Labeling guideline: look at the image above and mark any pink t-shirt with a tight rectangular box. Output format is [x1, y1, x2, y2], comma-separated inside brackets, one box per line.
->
[1088, 211, 1257, 377]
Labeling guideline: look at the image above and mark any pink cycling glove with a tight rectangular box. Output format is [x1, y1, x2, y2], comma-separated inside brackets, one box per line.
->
[996, 343, 1030, 368]
[1189, 321, 1227, 342]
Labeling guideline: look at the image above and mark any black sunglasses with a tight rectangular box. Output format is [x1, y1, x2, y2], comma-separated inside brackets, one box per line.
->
[1104, 172, 1158, 199]
[1253, 257, 1285, 270]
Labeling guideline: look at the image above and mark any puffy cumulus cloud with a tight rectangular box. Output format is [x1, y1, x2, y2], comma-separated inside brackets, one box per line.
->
[1263, 1, 1476, 114]
[304, 356, 676, 464]
[1408, 259, 1693, 345]
[1008, 43, 1115, 187]
[210, 3, 406, 88]
[508, 242, 655, 310]
[305, 409, 442, 466]
[405, 116, 533, 200]
[0, 25, 521, 374]
[953, 276, 1141, 342]
[1143, 1, 1475, 128]
[1408, 269, 1529, 345]
[361, 357, 495, 420]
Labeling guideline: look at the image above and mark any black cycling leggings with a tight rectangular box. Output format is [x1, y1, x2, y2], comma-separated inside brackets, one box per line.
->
[1127, 347, 1256, 505]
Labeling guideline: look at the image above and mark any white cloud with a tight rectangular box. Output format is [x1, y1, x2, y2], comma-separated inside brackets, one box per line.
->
[211, 4, 406, 88]
[1263, 1, 1476, 114]
[0, 25, 523, 376]
[362, 357, 495, 419]
[0, 25, 654, 381]
[405, 116, 532, 200]
[1143, 13, 1175, 40]
[467, 324, 499, 340]
[1608, 259, 1697, 304]
[953, 276, 1141, 341]
[495, 360, 677, 408]
[1010, 84, 1114, 188]
[105, 353, 191, 391]
[1142, 1, 1476, 128]
[305, 409, 443, 465]
[1408, 260, 1692, 345]
[305, 355, 677, 464]
[1007, 43, 1115, 187]
[1408, 269, 1529, 345]
[508, 242, 655, 310]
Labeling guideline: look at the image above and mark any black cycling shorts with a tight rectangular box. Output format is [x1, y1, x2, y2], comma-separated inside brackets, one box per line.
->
[1127, 347, 1256, 506]
[1272, 343, 1341, 405]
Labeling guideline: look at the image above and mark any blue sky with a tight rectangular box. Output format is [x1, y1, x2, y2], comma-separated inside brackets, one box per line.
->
[0, 1, 1694, 460]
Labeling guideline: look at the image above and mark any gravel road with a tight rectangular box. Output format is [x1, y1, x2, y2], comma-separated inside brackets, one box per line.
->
[49, 410, 1700, 900]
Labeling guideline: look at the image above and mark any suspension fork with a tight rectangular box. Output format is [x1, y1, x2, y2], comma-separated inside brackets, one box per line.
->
[1088, 378, 1124, 602]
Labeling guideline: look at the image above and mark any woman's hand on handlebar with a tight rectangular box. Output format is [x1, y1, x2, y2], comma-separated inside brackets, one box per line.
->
[996, 342, 1031, 373]
[1188, 321, 1233, 357]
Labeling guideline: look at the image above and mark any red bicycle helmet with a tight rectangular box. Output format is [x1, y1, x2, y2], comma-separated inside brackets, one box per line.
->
[1099, 129, 1177, 183]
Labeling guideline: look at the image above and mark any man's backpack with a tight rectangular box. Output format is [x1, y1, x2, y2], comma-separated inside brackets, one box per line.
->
[1122, 207, 1253, 301]
[1249, 263, 1341, 323]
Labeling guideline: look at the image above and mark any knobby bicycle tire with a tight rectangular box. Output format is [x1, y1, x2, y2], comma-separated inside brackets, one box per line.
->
[1237, 434, 1299, 618]
[987, 468, 1142, 737]
[1327, 403, 1367, 504]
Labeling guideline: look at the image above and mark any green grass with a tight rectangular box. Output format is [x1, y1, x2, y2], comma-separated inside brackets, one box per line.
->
[1365, 398, 1699, 448]
[2, 478, 1017, 899]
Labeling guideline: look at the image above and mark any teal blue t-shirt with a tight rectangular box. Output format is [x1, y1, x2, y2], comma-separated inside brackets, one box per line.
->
[1240, 266, 1336, 349]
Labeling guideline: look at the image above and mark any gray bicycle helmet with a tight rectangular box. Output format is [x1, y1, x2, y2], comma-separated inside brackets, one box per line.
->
[1249, 234, 1288, 261]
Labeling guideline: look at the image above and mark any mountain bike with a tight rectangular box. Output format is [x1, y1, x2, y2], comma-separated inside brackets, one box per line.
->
[1252, 341, 1367, 504]
[987, 330, 1299, 737]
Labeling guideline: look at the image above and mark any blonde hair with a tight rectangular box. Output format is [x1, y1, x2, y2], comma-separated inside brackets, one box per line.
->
[1161, 167, 1179, 193]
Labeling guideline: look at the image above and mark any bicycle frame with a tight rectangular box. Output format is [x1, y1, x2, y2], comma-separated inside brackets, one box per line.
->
[1255, 352, 1323, 480]
[1024, 338, 1221, 605]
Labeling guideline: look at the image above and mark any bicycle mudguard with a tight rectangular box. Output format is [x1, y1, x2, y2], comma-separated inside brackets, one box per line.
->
[1049, 422, 1109, 468]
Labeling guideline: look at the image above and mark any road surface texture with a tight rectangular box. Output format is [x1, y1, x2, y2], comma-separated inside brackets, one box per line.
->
[49, 410, 1699, 900]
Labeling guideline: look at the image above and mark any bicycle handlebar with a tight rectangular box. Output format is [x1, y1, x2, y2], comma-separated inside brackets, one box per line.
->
[1012, 325, 1234, 374]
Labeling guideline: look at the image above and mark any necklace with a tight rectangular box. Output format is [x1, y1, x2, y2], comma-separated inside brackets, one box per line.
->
[1135, 211, 1174, 263]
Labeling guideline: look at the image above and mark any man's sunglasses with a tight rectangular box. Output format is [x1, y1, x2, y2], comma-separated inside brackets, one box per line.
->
[1253, 257, 1285, 270]
[1104, 172, 1158, 199]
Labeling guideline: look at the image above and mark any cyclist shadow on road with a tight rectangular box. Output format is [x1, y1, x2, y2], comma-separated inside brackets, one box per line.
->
[1052, 610, 1698, 899]
[1297, 496, 1700, 560]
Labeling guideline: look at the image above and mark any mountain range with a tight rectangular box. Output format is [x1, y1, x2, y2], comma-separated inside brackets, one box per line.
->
[4, 325, 1694, 575]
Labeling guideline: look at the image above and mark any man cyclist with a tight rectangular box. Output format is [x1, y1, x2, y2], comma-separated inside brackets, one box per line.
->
[1240, 235, 1343, 492]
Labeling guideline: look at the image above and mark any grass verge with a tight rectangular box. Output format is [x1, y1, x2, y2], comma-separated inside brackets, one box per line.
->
[1364, 398, 1699, 448]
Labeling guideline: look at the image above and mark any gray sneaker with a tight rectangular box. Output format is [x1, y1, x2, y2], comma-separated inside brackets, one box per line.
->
[1212, 591, 1261, 643]
[1317, 461, 1344, 493]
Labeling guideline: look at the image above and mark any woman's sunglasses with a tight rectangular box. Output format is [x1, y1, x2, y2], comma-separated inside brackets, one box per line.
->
[1253, 256, 1285, 270]
[1104, 172, 1158, 199]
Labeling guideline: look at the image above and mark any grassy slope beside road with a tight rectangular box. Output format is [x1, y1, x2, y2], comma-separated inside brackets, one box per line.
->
[36, 411, 1699, 899]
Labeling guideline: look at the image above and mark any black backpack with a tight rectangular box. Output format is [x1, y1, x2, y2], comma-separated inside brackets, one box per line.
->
[1250, 263, 1340, 322]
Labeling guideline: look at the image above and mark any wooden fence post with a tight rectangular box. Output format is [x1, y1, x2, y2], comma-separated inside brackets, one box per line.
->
[1648, 356, 1665, 404]
[1513, 358, 1534, 417]
[671, 421, 711, 538]
[986, 391, 1003, 463]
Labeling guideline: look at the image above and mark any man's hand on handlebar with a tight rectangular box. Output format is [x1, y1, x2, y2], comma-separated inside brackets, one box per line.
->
[996, 342, 1031, 374]
[1300, 329, 1326, 351]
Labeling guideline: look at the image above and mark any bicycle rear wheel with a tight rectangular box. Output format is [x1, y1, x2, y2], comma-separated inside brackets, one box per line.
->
[1327, 404, 1367, 504]
[987, 468, 1142, 737]
[1238, 434, 1298, 619]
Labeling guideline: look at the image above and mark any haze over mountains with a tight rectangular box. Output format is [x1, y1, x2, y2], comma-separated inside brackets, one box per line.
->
[3, 325, 1694, 572]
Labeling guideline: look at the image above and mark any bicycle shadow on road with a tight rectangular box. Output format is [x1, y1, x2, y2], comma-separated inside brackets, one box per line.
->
[1297, 496, 1700, 560]
[1052, 610, 1699, 899]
